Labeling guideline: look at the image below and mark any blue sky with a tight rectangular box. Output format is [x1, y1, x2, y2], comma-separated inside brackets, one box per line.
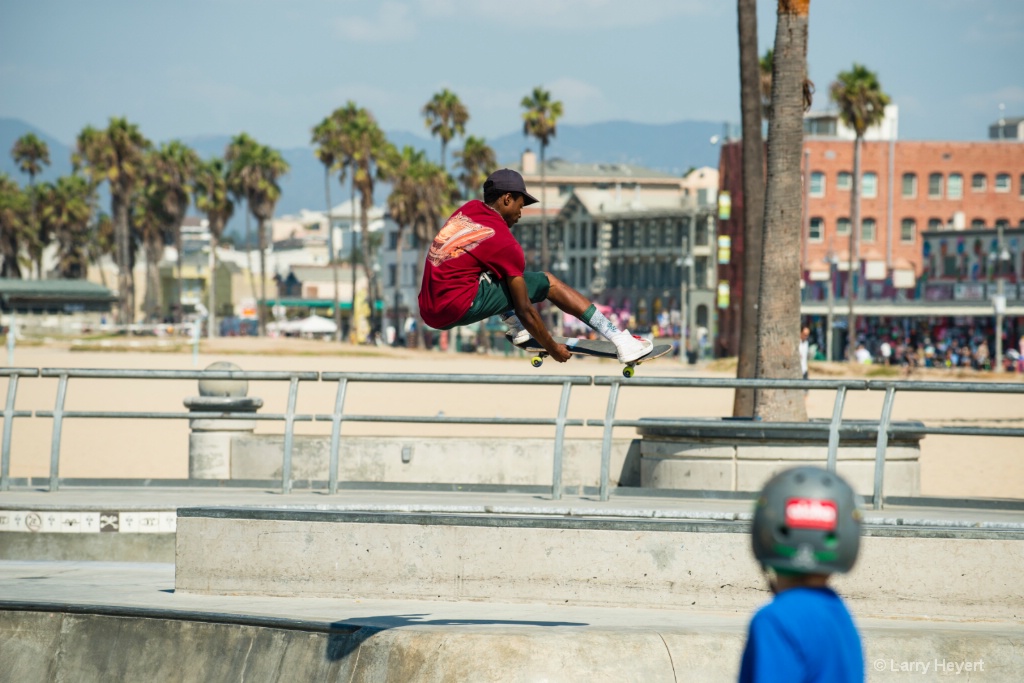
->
[2, 0, 1022, 148]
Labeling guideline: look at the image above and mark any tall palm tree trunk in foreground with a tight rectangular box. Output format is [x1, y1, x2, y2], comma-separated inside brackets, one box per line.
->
[754, 0, 810, 422]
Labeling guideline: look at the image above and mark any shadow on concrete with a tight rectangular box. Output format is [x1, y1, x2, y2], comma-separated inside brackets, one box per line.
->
[324, 614, 588, 662]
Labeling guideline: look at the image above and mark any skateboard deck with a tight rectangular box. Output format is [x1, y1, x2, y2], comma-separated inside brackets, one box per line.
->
[518, 335, 673, 377]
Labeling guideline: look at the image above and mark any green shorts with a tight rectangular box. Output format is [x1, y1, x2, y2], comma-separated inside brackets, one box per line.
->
[448, 272, 550, 328]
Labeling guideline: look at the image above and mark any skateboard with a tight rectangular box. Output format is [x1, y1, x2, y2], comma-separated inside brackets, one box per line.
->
[518, 335, 674, 377]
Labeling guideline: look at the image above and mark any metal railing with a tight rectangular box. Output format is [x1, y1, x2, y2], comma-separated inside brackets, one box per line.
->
[0, 368, 39, 492]
[318, 373, 592, 499]
[30, 369, 319, 494]
[590, 376, 1024, 508]
[2, 368, 1022, 507]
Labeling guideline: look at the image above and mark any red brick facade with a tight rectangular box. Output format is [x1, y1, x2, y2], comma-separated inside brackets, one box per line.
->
[803, 139, 1024, 275]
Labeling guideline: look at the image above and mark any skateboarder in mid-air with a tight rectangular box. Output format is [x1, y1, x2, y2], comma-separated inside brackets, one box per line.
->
[417, 168, 653, 364]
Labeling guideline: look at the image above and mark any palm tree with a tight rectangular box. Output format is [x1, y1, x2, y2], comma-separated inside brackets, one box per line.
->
[312, 115, 344, 341]
[454, 136, 496, 199]
[753, 0, 812, 422]
[410, 161, 458, 348]
[0, 174, 32, 278]
[39, 175, 94, 279]
[11, 133, 52, 278]
[225, 133, 260, 306]
[134, 158, 169, 321]
[831, 63, 890, 360]
[387, 146, 430, 342]
[340, 106, 397, 340]
[422, 89, 469, 172]
[74, 118, 151, 324]
[87, 212, 115, 289]
[521, 87, 563, 274]
[732, 0, 769, 419]
[148, 141, 200, 322]
[194, 158, 234, 338]
[226, 138, 289, 336]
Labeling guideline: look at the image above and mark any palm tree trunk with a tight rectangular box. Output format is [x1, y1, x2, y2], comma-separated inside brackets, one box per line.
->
[208, 235, 218, 338]
[114, 193, 131, 325]
[175, 221, 184, 323]
[359, 181, 374, 341]
[326, 168, 341, 342]
[846, 134, 862, 360]
[733, 0, 767, 418]
[244, 205, 257, 307]
[753, 0, 810, 422]
[258, 217, 267, 336]
[394, 226, 404, 346]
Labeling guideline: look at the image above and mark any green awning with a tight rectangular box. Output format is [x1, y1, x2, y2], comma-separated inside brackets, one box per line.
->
[262, 299, 384, 311]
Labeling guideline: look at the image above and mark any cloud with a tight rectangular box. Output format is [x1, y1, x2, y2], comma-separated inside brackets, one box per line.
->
[334, 2, 416, 43]
[542, 78, 610, 122]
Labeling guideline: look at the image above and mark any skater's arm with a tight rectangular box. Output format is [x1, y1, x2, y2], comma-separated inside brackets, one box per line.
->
[507, 276, 570, 362]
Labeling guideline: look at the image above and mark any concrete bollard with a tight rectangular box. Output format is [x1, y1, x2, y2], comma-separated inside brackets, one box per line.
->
[185, 362, 263, 480]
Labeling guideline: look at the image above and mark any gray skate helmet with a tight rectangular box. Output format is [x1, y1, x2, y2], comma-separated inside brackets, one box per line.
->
[751, 466, 862, 575]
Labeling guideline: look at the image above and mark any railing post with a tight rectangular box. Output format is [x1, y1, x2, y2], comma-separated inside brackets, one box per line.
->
[550, 380, 573, 500]
[826, 385, 847, 472]
[872, 386, 897, 510]
[281, 376, 299, 494]
[48, 373, 70, 492]
[328, 378, 349, 495]
[599, 381, 622, 502]
[1, 374, 20, 491]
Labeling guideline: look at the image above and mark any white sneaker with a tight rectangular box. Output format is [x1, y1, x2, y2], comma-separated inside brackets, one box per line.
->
[611, 330, 653, 363]
[500, 312, 531, 345]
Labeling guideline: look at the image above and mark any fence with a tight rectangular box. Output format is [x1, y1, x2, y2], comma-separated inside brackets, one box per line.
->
[1, 368, 1022, 506]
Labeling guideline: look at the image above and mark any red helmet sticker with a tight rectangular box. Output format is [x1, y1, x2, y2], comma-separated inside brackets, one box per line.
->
[785, 498, 838, 530]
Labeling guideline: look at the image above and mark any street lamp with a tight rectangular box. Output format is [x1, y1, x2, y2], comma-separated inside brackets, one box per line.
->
[993, 224, 1011, 371]
[825, 251, 837, 362]
[676, 235, 694, 364]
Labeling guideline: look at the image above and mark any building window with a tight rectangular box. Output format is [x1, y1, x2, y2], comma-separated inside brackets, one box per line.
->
[861, 218, 876, 243]
[996, 218, 1010, 229]
[837, 172, 852, 190]
[928, 218, 943, 231]
[837, 217, 851, 236]
[810, 171, 825, 197]
[972, 173, 987, 192]
[995, 174, 1011, 193]
[387, 264, 397, 287]
[862, 172, 878, 198]
[900, 218, 916, 243]
[902, 173, 917, 198]
[929, 173, 944, 198]
[947, 173, 963, 199]
[971, 218, 986, 229]
[1020, 175, 1024, 199]
[809, 217, 824, 242]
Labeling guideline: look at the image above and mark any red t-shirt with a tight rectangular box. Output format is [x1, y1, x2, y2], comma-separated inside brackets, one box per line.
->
[418, 200, 525, 328]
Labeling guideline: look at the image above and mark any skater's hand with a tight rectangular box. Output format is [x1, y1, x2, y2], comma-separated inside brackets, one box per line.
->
[550, 343, 572, 363]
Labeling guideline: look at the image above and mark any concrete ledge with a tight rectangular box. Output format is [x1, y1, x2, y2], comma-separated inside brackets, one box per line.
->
[174, 509, 1024, 620]
[3, 603, 1023, 682]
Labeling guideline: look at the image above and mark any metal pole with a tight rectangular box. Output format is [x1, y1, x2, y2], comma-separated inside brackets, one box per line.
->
[598, 381, 621, 501]
[872, 386, 897, 510]
[48, 374, 69, 492]
[281, 376, 299, 494]
[328, 378, 349, 495]
[995, 224, 1007, 372]
[550, 380, 573, 500]
[826, 258, 835, 361]
[679, 235, 690, 364]
[825, 385, 847, 472]
[1, 375, 20, 491]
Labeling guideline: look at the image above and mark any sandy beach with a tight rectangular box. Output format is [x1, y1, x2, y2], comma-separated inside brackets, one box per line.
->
[4, 337, 1022, 499]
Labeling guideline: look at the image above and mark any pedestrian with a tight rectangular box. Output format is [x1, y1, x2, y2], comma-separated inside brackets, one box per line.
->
[799, 327, 810, 380]
[739, 466, 864, 682]
[879, 337, 892, 366]
[417, 169, 652, 363]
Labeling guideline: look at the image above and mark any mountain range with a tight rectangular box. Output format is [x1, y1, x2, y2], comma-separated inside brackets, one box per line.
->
[1, 117, 724, 241]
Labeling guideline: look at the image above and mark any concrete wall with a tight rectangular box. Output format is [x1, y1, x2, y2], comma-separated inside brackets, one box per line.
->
[4, 609, 1023, 682]
[231, 435, 642, 489]
[175, 511, 1024, 621]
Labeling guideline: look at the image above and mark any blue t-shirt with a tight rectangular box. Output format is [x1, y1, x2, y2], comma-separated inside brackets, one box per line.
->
[739, 586, 863, 683]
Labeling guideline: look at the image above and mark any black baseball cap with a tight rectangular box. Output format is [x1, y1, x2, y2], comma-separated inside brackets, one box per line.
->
[483, 169, 539, 205]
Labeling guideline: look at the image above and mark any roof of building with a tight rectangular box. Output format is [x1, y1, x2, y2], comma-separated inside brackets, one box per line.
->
[0, 278, 116, 301]
[564, 189, 694, 219]
[511, 158, 684, 182]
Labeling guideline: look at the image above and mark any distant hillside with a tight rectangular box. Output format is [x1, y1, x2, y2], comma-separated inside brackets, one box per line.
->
[2, 117, 725, 243]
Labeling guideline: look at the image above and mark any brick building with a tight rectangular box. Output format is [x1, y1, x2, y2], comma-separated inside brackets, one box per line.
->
[716, 132, 1024, 358]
